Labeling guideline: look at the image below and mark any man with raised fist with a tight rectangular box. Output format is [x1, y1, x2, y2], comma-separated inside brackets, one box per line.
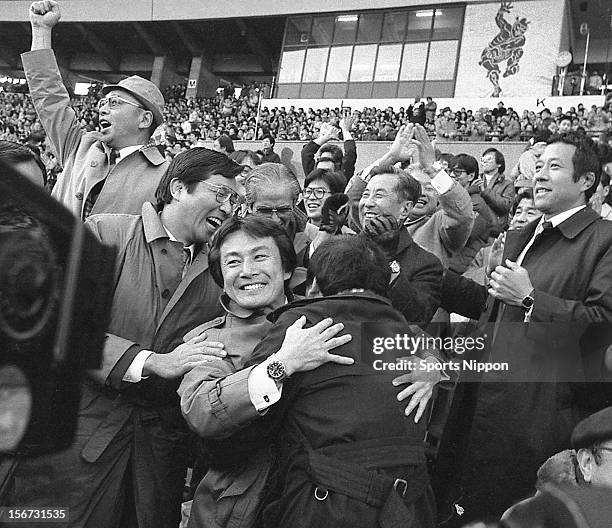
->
[22, 0, 168, 220]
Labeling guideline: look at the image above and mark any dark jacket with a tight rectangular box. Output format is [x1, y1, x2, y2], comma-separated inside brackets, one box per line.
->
[301, 139, 357, 181]
[206, 292, 436, 528]
[451, 207, 612, 523]
[448, 190, 496, 274]
[481, 173, 515, 234]
[390, 229, 445, 325]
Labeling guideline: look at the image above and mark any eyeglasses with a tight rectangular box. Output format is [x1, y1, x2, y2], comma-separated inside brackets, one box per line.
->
[251, 206, 294, 219]
[97, 95, 145, 111]
[303, 187, 331, 200]
[451, 168, 468, 177]
[199, 181, 242, 210]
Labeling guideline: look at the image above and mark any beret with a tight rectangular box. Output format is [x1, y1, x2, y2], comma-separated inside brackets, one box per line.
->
[571, 406, 612, 449]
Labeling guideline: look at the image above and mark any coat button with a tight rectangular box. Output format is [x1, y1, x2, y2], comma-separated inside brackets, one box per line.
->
[161, 248, 167, 255]
[76, 192, 84, 200]
[90, 160, 98, 167]
[161, 289, 171, 299]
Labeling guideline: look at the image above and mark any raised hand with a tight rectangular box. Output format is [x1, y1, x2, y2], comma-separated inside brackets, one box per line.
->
[318, 122, 340, 143]
[340, 114, 355, 134]
[275, 316, 354, 376]
[393, 356, 443, 423]
[409, 124, 436, 170]
[388, 124, 417, 163]
[30, 0, 61, 28]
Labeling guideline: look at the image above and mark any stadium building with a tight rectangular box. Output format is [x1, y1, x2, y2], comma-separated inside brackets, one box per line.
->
[0, 0, 609, 109]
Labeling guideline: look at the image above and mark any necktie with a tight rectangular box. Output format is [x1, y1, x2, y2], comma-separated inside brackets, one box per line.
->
[535, 221, 555, 240]
[181, 247, 192, 280]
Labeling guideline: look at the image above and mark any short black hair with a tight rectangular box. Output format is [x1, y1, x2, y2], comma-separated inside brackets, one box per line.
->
[309, 235, 390, 297]
[0, 140, 47, 185]
[451, 153, 479, 178]
[229, 150, 261, 166]
[208, 216, 296, 288]
[368, 165, 421, 204]
[483, 147, 506, 173]
[262, 134, 275, 146]
[597, 143, 612, 188]
[304, 168, 347, 194]
[547, 132, 601, 202]
[318, 144, 343, 170]
[217, 135, 235, 153]
[155, 147, 242, 210]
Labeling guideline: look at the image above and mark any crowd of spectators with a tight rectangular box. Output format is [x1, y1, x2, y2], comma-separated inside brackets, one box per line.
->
[2, 78, 612, 176]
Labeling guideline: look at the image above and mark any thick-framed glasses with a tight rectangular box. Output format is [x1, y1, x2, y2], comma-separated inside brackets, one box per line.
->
[97, 95, 145, 111]
[303, 187, 331, 200]
[451, 168, 468, 177]
[199, 181, 242, 210]
[251, 206, 294, 219]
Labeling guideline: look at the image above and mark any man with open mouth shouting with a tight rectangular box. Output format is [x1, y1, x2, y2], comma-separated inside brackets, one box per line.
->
[23, 0, 169, 220]
[1, 148, 244, 528]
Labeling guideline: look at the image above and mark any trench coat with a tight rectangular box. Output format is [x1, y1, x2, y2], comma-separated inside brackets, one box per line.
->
[22, 49, 168, 219]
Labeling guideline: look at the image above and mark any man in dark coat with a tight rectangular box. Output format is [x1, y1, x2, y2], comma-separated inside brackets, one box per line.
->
[450, 133, 612, 524]
[206, 235, 438, 528]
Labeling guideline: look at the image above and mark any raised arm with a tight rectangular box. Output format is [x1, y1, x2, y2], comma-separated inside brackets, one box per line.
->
[23, 1, 84, 167]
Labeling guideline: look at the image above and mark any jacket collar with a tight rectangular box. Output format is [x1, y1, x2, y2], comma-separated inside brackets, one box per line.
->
[267, 290, 392, 323]
[554, 206, 601, 239]
[141, 202, 169, 243]
[505, 206, 601, 259]
[396, 227, 417, 254]
[94, 139, 166, 166]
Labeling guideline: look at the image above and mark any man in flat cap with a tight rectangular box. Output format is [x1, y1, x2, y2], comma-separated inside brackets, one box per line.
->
[23, 0, 169, 220]
[572, 406, 612, 488]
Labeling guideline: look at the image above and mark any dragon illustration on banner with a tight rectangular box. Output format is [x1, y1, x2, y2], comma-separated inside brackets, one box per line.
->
[479, 2, 530, 97]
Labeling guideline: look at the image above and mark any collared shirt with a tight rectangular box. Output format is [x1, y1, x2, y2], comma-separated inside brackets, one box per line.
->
[117, 144, 143, 163]
[516, 205, 586, 266]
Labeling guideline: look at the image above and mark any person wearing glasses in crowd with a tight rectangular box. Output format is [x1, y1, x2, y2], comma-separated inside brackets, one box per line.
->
[2, 149, 243, 528]
[302, 168, 347, 228]
[23, 0, 168, 220]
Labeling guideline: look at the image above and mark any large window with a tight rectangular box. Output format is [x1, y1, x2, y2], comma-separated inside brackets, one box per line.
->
[276, 6, 465, 99]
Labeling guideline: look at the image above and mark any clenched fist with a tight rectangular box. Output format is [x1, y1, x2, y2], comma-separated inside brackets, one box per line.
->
[30, 0, 61, 29]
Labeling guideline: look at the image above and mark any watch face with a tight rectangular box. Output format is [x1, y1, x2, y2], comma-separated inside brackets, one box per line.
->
[267, 360, 286, 380]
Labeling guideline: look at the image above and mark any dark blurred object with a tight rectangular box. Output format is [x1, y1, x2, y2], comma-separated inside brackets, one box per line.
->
[319, 193, 349, 235]
[0, 160, 115, 456]
[502, 484, 612, 528]
[362, 213, 401, 261]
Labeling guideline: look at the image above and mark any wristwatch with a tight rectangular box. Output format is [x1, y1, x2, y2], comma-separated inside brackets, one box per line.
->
[267, 356, 288, 381]
[521, 293, 535, 311]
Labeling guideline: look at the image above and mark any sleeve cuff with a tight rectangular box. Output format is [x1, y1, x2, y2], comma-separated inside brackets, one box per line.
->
[430, 170, 454, 195]
[247, 357, 283, 412]
[122, 350, 154, 383]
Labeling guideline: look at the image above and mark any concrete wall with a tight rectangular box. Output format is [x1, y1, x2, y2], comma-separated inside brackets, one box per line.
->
[198, 140, 529, 184]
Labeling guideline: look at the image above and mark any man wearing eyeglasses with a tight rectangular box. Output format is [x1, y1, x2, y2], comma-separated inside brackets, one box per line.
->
[2, 148, 243, 528]
[22, 0, 168, 220]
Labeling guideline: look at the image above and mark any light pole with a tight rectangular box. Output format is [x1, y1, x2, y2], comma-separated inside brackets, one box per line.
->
[580, 22, 590, 96]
